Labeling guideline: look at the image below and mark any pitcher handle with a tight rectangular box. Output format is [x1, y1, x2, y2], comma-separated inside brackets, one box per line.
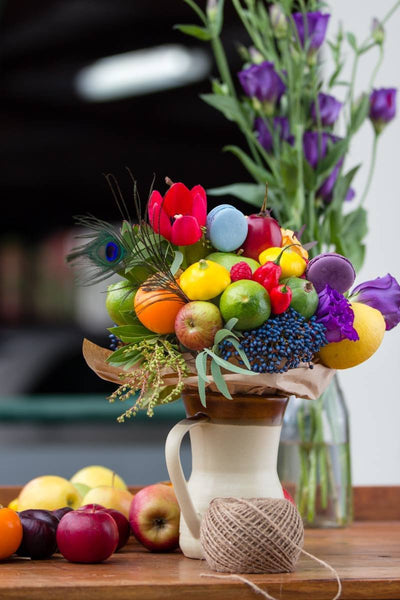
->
[165, 414, 209, 540]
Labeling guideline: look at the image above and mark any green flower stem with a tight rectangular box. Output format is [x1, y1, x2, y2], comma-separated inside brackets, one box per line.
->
[360, 133, 379, 204]
[369, 43, 384, 90]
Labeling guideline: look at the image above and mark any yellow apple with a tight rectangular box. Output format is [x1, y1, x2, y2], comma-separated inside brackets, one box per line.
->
[18, 475, 82, 511]
[82, 487, 134, 519]
[71, 466, 127, 491]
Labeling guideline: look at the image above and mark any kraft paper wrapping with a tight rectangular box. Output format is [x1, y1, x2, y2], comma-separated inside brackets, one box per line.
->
[83, 339, 335, 401]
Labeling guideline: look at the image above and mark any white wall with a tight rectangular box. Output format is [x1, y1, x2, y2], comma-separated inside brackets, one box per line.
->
[329, 0, 400, 484]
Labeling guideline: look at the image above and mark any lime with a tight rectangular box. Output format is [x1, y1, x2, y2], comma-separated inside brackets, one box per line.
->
[319, 302, 385, 369]
[220, 280, 270, 331]
[206, 252, 260, 274]
[106, 282, 137, 325]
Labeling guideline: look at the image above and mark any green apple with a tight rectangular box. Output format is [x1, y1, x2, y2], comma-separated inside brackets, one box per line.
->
[71, 465, 127, 491]
[82, 487, 134, 519]
[72, 482, 91, 498]
[105, 282, 137, 325]
[283, 277, 319, 319]
[18, 475, 82, 511]
[206, 252, 260, 273]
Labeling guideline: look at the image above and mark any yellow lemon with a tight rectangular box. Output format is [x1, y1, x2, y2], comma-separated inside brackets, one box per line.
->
[258, 247, 306, 278]
[8, 498, 18, 511]
[319, 302, 385, 369]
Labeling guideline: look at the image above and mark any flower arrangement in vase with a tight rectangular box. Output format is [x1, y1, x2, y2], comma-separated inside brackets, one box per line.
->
[174, 0, 400, 527]
[68, 169, 400, 551]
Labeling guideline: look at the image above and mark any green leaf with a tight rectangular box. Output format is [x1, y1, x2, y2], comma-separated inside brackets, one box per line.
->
[316, 139, 348, 178]
[198, 376, 207, 407]
[210, 359, 232, 399]
[229, 339, 251, 370]
[214, 328, 239, 345]
[224, 318, 238, 331]
[346, 32, 357, 51]
[200, 94, 240, 122]
[107, 346, 142, 366]
[182, 0, 207, 24]
[108, 324, 157, 343]
[204, 349, 255, 376]
[350, 94, 370, 134]
[195, 351, 210, 382]
[174, 24, 211, 40]
[207, 183, 265, 208]
[170, 250, 184, 276]
[342, 206, 368, 242]
[223, 145, 270, 184]
[122, 353, 143, 370]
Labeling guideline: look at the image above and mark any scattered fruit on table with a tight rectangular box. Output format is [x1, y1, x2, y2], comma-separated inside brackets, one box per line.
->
[179, 259, 230, 301]
[174, 301, 223, 351]
[56, 507, 119, 563]
[0, 508, 23, 561]
[230, 261, 253, 282]
[71, 465, 127, 491]
[241, 205, 282, 261]
[306, 252, 356, 294]
[206, 204, 248, 252]
[18, 476, 82, 511]
[259, 247, 306, 278]
[219, 280, 271, 331]
[134, 284, 185, 334]
[319, 302, 385, 369]
[81, 486, 134, 519]
[205, 252, 260, 273]
[105, 282, 137, 325]
[129, 483, 180, 552]
[17, 509, 59, 559]
[283, 277, 319, 319]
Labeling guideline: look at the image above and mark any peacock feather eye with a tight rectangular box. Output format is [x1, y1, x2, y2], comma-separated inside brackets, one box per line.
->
[105, 241, 121, 263]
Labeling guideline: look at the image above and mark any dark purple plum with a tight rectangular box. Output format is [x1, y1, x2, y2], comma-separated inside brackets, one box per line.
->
[53, 507, 74, 521]
[17, 511, 58, 559]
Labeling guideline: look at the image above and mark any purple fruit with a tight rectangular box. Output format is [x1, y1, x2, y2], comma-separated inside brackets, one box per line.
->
[207, 205, 248, 252]
[53, 507, 74, 521]
[100, 508, 131, 551]
[17, 510, 58, 559]
[306, 252, 355, 294]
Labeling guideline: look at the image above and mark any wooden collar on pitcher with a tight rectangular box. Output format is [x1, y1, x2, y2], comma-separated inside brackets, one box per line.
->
[182, 392, 288, 425]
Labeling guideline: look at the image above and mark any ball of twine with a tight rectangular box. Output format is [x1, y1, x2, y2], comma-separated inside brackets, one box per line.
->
[200, 497, 304, 574]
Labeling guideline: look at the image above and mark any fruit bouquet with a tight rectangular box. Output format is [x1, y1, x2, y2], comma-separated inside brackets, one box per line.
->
[68, 175, 400, 422]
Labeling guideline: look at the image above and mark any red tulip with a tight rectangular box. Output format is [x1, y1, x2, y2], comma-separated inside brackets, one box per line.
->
[148, 182, 207, 246]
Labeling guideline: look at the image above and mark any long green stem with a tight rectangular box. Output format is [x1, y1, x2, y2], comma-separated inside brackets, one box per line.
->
[369, 44, 384, 89]
[360, 134, 379, 204]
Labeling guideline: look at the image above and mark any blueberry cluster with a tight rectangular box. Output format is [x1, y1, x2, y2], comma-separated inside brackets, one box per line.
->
[108, 333, 121, 351]
[219, 308, 328, 373]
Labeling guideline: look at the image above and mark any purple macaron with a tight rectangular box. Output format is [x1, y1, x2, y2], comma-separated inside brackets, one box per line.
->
[306, 252, 356, 294]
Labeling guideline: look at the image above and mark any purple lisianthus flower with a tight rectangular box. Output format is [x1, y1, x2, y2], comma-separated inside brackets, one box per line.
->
[350, 274, 400, 331]
[292, 12, 330, 50]
[369, 88, 397, 133]
[311, 93, 342, 127]
[316, 285, 359, 343]
[238, 61, 285, 106]
[303, 131, 343, 203]
[255, 116, 294, 152]
[345, 188, 356, 202]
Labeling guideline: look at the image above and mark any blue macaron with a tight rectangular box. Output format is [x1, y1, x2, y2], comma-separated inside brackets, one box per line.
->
[206, 205, 248, 252]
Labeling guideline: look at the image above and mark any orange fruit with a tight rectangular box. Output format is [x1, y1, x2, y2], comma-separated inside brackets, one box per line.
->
[134, 285, 185, 334]
[0, 508, 23, 560]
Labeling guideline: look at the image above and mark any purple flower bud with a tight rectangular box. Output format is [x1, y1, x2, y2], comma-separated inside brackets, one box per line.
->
[238, 61, 285, 105]
[311, 93, 342, 126]
[350, 274, 400, 331]
[255, 116, 294, 152]
[292, 12, 330, 50]
[345, 188, 355, 202]
[369, 88, 397, 132]
[316, 285, 359, 343]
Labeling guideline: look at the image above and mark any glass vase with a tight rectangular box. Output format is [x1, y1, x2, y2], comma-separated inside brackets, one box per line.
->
[278, 376, 353, 527]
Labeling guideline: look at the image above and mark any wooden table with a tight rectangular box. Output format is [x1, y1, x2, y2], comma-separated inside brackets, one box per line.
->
[1, 488, 400, 600]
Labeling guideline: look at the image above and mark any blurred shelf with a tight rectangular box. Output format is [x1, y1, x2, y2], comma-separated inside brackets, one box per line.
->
[0, 395, 185, 423]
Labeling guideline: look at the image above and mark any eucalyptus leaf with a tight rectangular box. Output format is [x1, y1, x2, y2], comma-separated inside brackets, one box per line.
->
[229, 338, 251, 370]
[204, 349, 255, 376]
[225, 318, 239, 331]
[196, 351, 210, 382]
[210, 359, 232, 399]
[198, 375, 207, 406]
[170, 250, 184, 276]
[214, 328, 239, 345]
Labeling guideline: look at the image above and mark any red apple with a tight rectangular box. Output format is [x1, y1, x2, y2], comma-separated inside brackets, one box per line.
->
[174, 301, 222, 351]
[241, 204, 282, 261]
[77, 504, 106, 512]
[100, 509, 130, 551]
[129, 484, 180, 552]
[57, 510, 118, 563]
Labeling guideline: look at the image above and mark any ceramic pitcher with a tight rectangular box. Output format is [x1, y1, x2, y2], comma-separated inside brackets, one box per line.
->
[165, 392, 289, 559]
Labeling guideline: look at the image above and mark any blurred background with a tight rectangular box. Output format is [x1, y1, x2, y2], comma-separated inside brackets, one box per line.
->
[0, 1, 399, 486]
